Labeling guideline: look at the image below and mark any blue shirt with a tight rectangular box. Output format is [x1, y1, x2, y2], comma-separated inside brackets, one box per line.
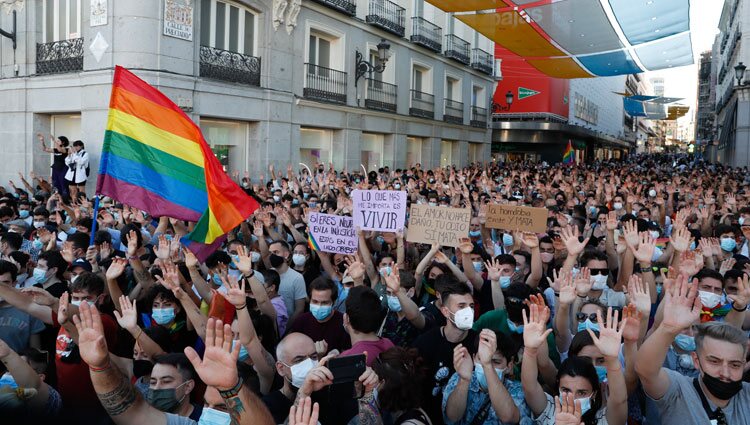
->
[442, 372, 533, 425]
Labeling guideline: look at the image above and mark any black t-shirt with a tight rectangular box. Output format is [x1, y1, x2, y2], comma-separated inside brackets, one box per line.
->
[35, 280, 68, 299]
[52, 148, 67, 171]
[420, 302, 446, 330]
[285, 311, 351, 352]
[262, 390, 294, 424]
[477, 280, 494, 316]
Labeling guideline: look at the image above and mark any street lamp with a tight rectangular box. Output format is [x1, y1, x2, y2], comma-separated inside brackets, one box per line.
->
[492, 90, 514, 113]
[354, 39, 391, 87]
[735, 62, 747, 86]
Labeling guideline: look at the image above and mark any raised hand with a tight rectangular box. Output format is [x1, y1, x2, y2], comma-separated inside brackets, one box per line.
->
[678, 250, 704, 277]
[383, 263, 401, 294]
[184, 318, 241, 390]
[105, 257, 128, 281]
[234, 245, 254, 276]
[453, 345, 473, 381]
[476, 329, 498, 366]
[113, 295, 138, 331]
[558, 270, 576, 306]
[224, 275, 247, 308]
[727, 273, 750, 310]
[669, 227, 691, 253]
[20, 286, 57, 306]
[588, 308, 625, 359]
[458, 237, 474, 255]
[574, 267, 592, 297]
[58, 292, 72, 325]
[434, 250, 450, 264]
[289, 397, 320, 425]
[344, 256, 366, 282]
[485, 258, 502, 282]
[183, 247, 199, 269]
[522, 303, 552, 350]
[632, 232, 656, 264]
[719, 258, 737, 276]
[126, 230, 139, 257]
[555, 394, 584, 425]
[521, 232, 539, 249]
[61, 241, 75, 263]
[661, 274, 702, 334]
[560, 226, 589, 257]
[358, 365, 379, 396]
[622, 220, 640, 249]
[620, 304, 643, 343]
[626, 274, 651, 316]
[154, 235, 171, 260]
[72, 302, 109, 369]
[606, 211, 618, 232]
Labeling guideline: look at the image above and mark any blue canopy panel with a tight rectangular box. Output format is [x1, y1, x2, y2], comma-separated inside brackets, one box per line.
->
[629, 95, 659, 101]
[576, 49, 642, 76]
[650, 96, 684, 104]
[645, 102, 668, 120]
[608, 0, 690, 45]
[634, 32, 694, 70]
[624, 98, 647, 117]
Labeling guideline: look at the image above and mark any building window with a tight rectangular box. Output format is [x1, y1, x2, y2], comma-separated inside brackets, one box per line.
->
[406, 137, 422, 166]
[472, 85, 484, 107]
[43, 0, 82, 42]
[445, 76, 461, 101]
[468, 143, 481, 163]
[201, 119, 249, 172]
[440, 140, 454, 167]
[300, 128, 333, 165]
[200, 0, 257, 55]
[309, 33, 332, 68]
[361, 133, 384, 171]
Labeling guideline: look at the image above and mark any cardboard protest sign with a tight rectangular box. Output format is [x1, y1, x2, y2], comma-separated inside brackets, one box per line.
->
[352, 190, 407, 232]
[307, 212, 358, 255]
[485, 204, 548, 233]
[407, 205, 471, 247]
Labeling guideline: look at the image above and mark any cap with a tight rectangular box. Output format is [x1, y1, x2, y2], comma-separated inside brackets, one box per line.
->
[70, 258, 93, 272]
[7, 219, 29, 231]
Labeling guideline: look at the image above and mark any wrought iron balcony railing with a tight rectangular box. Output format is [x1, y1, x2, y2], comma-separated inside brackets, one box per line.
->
[36, 38, 84, 75]
[409, 89, 434, 119]
[471, 105, 487, 128]
[445, 34, 470, 65]
[444, 99, 464, 124]
[304, 63, 347, 104]
[411, 17, 441, 53]
[471, 48, 493, 75]
[366, 0, 405, 37]
[365, 78, 397, 113]
[199, 46, 261, 86]
[310, 0, 356, 15]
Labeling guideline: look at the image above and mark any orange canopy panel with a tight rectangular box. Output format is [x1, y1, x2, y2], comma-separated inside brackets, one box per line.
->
[457, 12, 566, 58]
[666, 105, 690, 120]
[526, 58, 593, 79]
[425, 0, 507, 13]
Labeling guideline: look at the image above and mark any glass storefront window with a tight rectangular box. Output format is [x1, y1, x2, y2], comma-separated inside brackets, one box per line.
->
[300, 128, 332, 167]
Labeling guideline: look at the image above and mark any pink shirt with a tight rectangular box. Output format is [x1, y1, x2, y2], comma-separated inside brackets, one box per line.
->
[341, 337, 395, 366]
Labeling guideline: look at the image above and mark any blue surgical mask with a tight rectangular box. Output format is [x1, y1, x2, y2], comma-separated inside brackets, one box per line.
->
[232, 340, 249, 362]
[310, 304, 333, 321]
[473, 261, 484, 272]
[230, 255, 240, 269]
[507, 319, 524, 334]
[32, 267, 49, 284]
[469, 230, 481, 238]
[32, 238, 44, 250]
[578, 395, 592, 415]
[577, 319, 600, 333]
[740, 217, 746, 226]
[499, 276, 512, 289]
[502, 233, 513, 246]
[18, 210, 29, 219]
[674, 334, 696, 352]
[376, 236, 385, 245]
[387, 295, 402, 312]
[595, 365, 608, 383]
[380, 266, 392, 277]
[721, 237, 737, 252]
[211, 273, 223, 286]
[152, 307, 176, 325]
[198, 407, 232, 425]
[689, 241, 696, 251]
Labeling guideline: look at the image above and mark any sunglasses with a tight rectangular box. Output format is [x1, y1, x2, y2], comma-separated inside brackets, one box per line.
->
[589, 268, 609, 276]
[576, 313, 598, 323]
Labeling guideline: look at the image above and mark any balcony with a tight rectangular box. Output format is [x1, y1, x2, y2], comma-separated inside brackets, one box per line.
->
[199, 46, 261, 86]
[304, 63, 347, 104]
[310, 0, 356, 16]
[365, 78, 397, 113]
[471, 106, 487, 128]
[366, 0, 405, 37]
[411, 17, 442, 53]
[445, 34, 470, 65]
[36, 38, 83, 74]
[471, 48, 493, 75]
[410, 90, 434, 119]
[444, 99, 464, 125]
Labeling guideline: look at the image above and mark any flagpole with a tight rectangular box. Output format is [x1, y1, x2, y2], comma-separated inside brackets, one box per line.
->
[89, 195, 100, 246]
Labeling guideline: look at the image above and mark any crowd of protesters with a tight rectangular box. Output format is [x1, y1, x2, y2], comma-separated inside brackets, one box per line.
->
[0, 140, 749, 425]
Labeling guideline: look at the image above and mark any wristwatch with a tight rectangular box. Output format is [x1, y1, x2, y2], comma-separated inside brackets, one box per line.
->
[638, 264, 653, 274]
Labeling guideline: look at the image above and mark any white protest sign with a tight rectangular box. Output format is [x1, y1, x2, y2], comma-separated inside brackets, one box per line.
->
[308, 212, 358, 255]
[352, 190, 407, 232]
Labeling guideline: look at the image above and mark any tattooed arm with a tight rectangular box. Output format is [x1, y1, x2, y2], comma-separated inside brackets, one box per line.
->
[357, 392, 384, 425]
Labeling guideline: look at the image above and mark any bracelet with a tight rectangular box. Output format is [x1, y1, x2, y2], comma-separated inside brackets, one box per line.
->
[218, 377, 243, 399]
[243, 270, 255, 279]
[577, 294, 587, 299]
[236, 304, 247, 311]
[89, 362, 112, 373]
[732, 303, 747, 312]
[134, 327, 143, 341]
[554, 292, 560, 297]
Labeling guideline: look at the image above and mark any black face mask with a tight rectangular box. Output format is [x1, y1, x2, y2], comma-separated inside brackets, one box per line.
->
[702, 371, 744, 400]
[269, 254, 286, 268]
[132, 359, 153, 378]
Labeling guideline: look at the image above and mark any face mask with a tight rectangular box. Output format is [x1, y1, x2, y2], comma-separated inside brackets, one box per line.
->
[18, 210, 29, 219]
[474, 362, 504, 390]
[251, 251, 261, 263]
[740, 217, 746, 226]
[269, 253, 286, 268]
[451, 307, 474, 330]
[701, 368, 744, 400]
[33, 220, 45, 229]
[71, 299, 95, 307]
[32, 267, 49, 284]
[152, 307, 176, 325]
[590, 274, 608, 290]
[577, 319, 600, 333]
[380, 266, 393, 277]
[502, 233, 514, 246]
[651, 246, 663, 263]
[310, 304, 333, 321]
[289, 358, 318, 388]
[211, 273, 223, 286]
[198, 407, 232, 425]
[132, 359, 153, 378]
[541, 252, 554, 264]
[594, 365, 608, 383]
[0, 373, 17, 389]
[387, 295, 402, 312]
[309, 201, 317, 208]
[468, 230, 481, 238]
[698, 290, 722, 309]
[393, 183, 401, 190]
[674, 334, 696, 352]
[589, 206, 598, 215]
[506, 319, 523, 334]
[472, 262, 483, 272]
[147, 382, 188, 412]
[229, 255, 240, 270]
[232, 340, 249, 362]
[499, 276, 512, 289]
[613, 202, 623, 211]
[273, 195, 281, 203]
[678, 353, 696, 369]
[650, 230, 660, 239]
[577, 395, 592, 415]
[292, 254, 307, 267]
[428, 202, 437, 207]
[649, 189, 657, 197]
[30, 237, 43, 250]
[720, 237, 737, 252]
[689, 241, 696, 251]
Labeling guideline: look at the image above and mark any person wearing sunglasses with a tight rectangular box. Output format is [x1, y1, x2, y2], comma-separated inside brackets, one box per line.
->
[579, 252, 627, 309]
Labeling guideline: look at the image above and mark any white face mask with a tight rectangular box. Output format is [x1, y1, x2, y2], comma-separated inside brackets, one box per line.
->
[198, 406, 232, 425]
[288, 358, 317, 388]
[590, 274, 608, 290]
[451, 306, 474, 330]
[649, 189, 657, 198]
[698, 290, 722, 308]
[613, 202, 623, 211]
[250, 252, 261, 263]
[292, 254, 307, 267]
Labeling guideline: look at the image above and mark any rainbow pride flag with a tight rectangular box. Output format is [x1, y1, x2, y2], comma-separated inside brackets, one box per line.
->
[562, 140, 574, 165]
[97, 66, 259, 259]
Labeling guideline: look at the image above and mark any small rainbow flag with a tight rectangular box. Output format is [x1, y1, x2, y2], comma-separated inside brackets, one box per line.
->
[308, 233, 320, 252]
[97, 66, 259, 260]
[562, 140, 574, 165]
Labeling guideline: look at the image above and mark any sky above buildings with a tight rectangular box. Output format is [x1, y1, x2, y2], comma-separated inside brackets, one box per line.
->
[643, 0, 722, 135]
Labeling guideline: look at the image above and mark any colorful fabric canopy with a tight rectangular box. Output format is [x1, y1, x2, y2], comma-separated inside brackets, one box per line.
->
[441, 0, 694, 78]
